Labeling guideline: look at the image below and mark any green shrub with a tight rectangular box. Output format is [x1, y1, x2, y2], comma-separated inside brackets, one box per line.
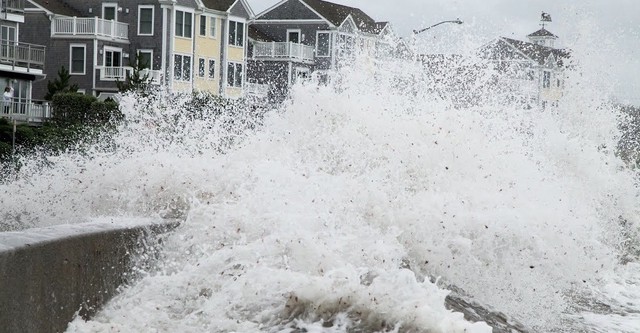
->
[51, 93, 121, 126]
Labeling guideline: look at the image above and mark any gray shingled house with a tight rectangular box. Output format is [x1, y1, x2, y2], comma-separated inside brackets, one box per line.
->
[247, 0, 392, 100]
[0, 0, 48, 124]
[22, 0, 253, 100]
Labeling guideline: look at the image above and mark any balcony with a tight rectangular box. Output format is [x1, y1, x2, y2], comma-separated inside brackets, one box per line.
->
[140, 69, 163, 85]
[1, 98, 51, 125]
[252, 42, 315, 63]
[245, 82, 269, 99]
[0, 40, 45, 72]
[2, 0, 24, 14]
[97, 66, 132, 81]
[52, 17, 129, 41]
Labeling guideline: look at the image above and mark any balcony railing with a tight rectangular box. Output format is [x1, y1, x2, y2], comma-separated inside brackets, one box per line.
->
[0, 40, 46, 71]
[1, 98, 51, 124]
[245, 82, 269, 99]
[2, 0, 24, 13]
[253, 42, 315, 63]
[97, 66, 132, 81]
[140, 69, 163, 85]
[52, 16, 129, 40]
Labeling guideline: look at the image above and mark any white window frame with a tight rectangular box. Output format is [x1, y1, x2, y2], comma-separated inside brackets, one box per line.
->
[174, 53, 192, 82]
[209, 17, 217, 39]
[69, 44, 86, 75]
[198, 57, 206, 78]
[137, 5, 154, 36]
[103, 46, 123, 67]
[227, 61, 243, 88]
[228, 20, 245, 47]
[137, 49, 153, 69]
[286, 29, 301, 43]
[175, 9, 193, 39]
[208, 58, 216, 80]
[102, 2, 118, 21]
[199, 14, 207, 37]
[316, 31, 331, 57]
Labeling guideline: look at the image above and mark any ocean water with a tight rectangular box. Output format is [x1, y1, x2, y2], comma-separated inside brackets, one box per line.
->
[2, 42, 640, 332]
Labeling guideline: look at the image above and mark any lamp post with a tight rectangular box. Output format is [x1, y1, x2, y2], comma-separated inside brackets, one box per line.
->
[412, 19, 463, 61]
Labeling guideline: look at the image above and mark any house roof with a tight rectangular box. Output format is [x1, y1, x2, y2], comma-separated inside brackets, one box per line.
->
[28, 0, 83, 17]
[301, 0, 381, 34]
[482, 37, 569, 66]
[200, 0, 237, 12]
[527, 28, 557, 38]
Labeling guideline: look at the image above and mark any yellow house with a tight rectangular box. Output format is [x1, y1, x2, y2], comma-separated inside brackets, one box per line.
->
[163, 0, 253, 98]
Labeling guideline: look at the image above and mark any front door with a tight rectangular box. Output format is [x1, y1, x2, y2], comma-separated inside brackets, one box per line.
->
[287, 30, 300, 44]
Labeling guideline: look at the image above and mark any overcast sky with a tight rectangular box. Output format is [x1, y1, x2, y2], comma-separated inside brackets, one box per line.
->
[247, 0, 640, 104]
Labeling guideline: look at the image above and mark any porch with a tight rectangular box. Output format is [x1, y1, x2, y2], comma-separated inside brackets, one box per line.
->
[0, 40, 45, 72]
[52, 16, 129, 41]
[0, 98, 51, 125]
[252, 42, 314, 64]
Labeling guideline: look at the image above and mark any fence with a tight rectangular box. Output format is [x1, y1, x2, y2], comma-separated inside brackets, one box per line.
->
[253, 42, 315, 63]
[52, 16, 129, 40]
[0, 98, 51, 124]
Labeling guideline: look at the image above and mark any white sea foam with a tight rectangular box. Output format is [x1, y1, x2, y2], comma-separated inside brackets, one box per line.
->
[2, 33, 639, 332]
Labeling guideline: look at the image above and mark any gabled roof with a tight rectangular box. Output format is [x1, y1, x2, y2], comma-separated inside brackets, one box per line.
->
[481, 37, 569, 66]
[301, 0, 381, 34]
[200, 0, 237, 12]
[527, 28, 557, 38]
[27, 0, 83, 17]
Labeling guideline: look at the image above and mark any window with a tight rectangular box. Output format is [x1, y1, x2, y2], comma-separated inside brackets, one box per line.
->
[174, 54, 192, 81]
[137, 50, 152, 69]
[543, 71, 551, 88]
[198, 58, 205, 77]
[228, 21, 244, 47]
[316, 32, 331, 57]
[104, 47, 122, 67]
[70, 44, 86, 75]
[208, 59, 215, 79]
[199, 15, 206, 36]
[138, 6, 154, 35]
[1, 26, 16, 59]
[287, 29, 300, 43]
[556, 79, 561, 88]
[227, 62, 242, 87]
[103, 3, 116, 20]
[175, 10, 192, 38]
[210, 17, 216, 38]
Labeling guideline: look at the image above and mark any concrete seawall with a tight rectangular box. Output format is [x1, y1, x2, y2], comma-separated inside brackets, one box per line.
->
[0, 219, 179, 333]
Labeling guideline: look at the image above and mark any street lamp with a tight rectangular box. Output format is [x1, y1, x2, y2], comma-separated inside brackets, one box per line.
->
[412, 19, 463, 61]
[413, 19, 463, 35]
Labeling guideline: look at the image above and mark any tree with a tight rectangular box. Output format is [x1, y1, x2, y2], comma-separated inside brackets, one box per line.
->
[45, 66, 79, 100]
[117, 52, 151, 94]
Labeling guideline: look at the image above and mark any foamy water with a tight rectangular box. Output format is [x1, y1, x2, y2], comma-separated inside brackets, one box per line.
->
[2, 42, 640, 332]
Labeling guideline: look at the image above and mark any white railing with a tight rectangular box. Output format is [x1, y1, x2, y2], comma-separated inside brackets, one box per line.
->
[245, 82, 269, 99]
[0, 98, 51, 124]
[253, 42, 315, 63]
[140, 69, 163, 85]
[2, 0, 24, 13]
[97, 66, 132, 81]
[52, 16, 129, 40]
[0, 39, 46, 70]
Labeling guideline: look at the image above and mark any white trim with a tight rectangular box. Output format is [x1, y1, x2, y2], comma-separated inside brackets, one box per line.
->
[256, 0, 328, 26]
[207, 58, 216, 80]
[209, 16, 217, 39]
[69, 44, 86, 75]
[173, 53, 193, 82]
[137, 49, 154, 69]
[286, 29, 302, 43]
[103, 46, 123, 67]
[254, 0, 287, 18]
[161, 7, 167, 87]
[252, 19, 328, 25]
[197, 57, 206, 78]
[315, 31, 331, 57]
[102, 2, 118, 21]
[228, 19, 246, 48]
[198, 14, 207, 37]
[226, 61, 243, 88]
[137, 5, 155, 36]
[174, 8, 194, 39]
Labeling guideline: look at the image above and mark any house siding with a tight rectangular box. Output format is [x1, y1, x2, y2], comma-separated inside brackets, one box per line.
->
[229, 2, 250, 18]
[194, 14, 221, 93]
